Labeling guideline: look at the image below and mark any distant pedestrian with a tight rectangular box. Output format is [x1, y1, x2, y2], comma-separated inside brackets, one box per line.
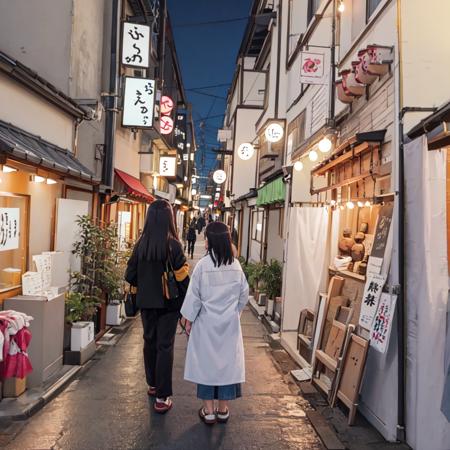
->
[196, 215, 205, 235]
[181, 221, 249, 425]
[186, 221, 197, 259]
[125, 200, 190, 414]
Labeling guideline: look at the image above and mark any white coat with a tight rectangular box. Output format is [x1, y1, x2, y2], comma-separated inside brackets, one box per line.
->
[181, 255, 249, 386]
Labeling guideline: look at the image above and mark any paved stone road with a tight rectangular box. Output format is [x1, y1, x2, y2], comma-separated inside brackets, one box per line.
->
[0, 235, 323, 450]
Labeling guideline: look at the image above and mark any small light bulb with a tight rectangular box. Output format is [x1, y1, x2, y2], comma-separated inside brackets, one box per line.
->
[318, 137, 332, 153]
[365, 200, 371, 207]
[33, 175, 45, 183]
[340, 205, 344, 210]
[346, 201, 355, 209]
[338, 1, 345, 13]
[2, 165, 17, 173]
[357, 201, 364, 208]
[309, 150, 318, 162]
[294, 161, 304, 171]
[330, 200, 337, 206]
[46, 178, 57, 185]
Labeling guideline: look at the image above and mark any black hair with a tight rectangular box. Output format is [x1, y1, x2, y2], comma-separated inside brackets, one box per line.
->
[137, 200, 178, 261]
[205, 221, 234, 267]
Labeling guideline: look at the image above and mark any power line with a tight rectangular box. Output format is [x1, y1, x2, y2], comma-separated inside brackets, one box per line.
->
[173, 16, 248, 28]
[186, 83, 230, 90]
[188, 90, 227, 100]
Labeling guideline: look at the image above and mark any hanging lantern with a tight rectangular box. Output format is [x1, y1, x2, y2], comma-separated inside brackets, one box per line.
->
[213, 170, 227, 185]
[265, 123, 284, 143]
[237, 143, 255, 160]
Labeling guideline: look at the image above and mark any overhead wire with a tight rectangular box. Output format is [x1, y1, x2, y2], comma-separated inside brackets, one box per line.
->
[173, 16, 249, 28]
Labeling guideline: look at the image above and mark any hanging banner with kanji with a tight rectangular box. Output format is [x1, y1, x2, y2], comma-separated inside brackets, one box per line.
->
[359, 273, 386, 329]
[122, 22, 150, 68]
[300, 51, 327, 85]
[122, 77, 155, 128]
[0, 208, 20, 251]
[370, 293, 397, 354]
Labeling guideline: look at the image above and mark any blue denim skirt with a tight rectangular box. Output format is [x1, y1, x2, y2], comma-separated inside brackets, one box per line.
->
[197, 383, 242, 400]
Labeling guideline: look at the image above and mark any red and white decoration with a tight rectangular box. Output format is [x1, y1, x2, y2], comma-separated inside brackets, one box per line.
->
[159, 95, 175, 136]
[160, 96, 174, 115]
[335, 44, 393, 106]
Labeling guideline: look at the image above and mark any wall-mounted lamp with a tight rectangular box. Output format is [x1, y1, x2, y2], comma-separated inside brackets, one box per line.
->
[2, 165, 17, 173]
[294, 160, 304, 171]
[338, 0, 345, 13]
[309, 150, 318, 162]
[31, 175, 45, 183]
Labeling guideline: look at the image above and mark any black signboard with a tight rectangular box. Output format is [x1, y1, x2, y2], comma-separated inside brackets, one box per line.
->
[371, 202, 394, 259]
[174, 112, 187, 154]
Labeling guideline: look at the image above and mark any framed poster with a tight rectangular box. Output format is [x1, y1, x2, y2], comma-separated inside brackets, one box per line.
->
[0, 208, 20, 251]
[300, 51, 326, 85]
[122, 77, 156, 128]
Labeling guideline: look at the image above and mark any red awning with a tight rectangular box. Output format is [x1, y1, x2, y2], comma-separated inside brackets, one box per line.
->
[114, 169, 154, 203]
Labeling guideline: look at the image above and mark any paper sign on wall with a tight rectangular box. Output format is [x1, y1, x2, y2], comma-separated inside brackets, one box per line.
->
[300, 51, 326, 85]
[370, 293, 397, 353]
[0, 208, 20, 252]
[359, 273, 386, 329]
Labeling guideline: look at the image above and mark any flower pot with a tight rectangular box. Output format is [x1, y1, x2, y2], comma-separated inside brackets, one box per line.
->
[265, 299, 274, 317]
[71, 321, 95, 351]
[106, 303, 123, 326]
[258, 292, 267, 307]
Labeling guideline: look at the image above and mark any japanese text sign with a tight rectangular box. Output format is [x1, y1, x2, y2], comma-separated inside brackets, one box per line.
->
[159, 156, 176, 177]
[0, 208, 20, 251]
[359, 273, 386, 329]
[123, 78, 155, 128]
[122, 22, 150, 68]
[370, 293, 397, 353]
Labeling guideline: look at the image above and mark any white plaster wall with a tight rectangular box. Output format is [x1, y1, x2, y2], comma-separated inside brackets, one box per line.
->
[401, 0, 450, 133]
[0, 0, 72, 93]
[232, 108, 262, 198]
[114, 126, 141, 178]
[0, 73, 75, 151]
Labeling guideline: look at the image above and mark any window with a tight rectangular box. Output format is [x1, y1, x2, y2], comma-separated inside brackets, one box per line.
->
[366, 0, 382, 21]
[308, 0, 322, 23]
[287, 110, 306, 159]
[287, 0, 308, 57]
[252, 209, 264, 242]
[0, 193, 29, 292]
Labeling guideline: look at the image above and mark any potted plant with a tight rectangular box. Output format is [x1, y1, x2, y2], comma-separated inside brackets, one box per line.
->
[261, 259, 283, 319]
[248, 261, 266, 306]
[64, 216, 103, 363]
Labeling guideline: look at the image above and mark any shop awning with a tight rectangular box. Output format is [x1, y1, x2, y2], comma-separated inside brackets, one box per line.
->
[257, 176, 286, 206]
[114, 168, 154, 203]
[0, 120, 96, 181]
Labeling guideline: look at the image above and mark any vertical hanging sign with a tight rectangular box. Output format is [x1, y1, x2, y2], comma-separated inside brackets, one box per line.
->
[122, 77, 156, 128]
[175, 112, 187, 154]
[122, 22, 150, 68]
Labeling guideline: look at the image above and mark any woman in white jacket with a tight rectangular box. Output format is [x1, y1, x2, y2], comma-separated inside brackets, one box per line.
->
[181, 221, 249, 425]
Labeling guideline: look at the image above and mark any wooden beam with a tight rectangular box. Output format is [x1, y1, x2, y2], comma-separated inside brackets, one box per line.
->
[311, 169, 380, 195]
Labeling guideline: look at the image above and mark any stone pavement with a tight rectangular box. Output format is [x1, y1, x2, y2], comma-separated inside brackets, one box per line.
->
[0, 234, 323, 450]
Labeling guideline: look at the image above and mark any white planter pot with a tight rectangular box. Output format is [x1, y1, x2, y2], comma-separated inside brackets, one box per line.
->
[106, 303, 123, 326]
[71, 321, 95, 351]
[266, 299, 274, 317]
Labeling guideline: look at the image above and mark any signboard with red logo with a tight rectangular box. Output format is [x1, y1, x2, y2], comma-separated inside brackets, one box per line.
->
[160, 96, 174, 115]
[160, 116, 174, 135]
[300, 51, 326, 85]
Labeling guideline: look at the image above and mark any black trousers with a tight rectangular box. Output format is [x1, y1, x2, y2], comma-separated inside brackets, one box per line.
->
[187, 240, 195, 257]
[141, 308, 179, 399]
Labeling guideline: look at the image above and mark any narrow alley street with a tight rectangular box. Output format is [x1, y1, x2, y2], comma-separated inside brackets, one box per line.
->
[0, 236, 322, 450]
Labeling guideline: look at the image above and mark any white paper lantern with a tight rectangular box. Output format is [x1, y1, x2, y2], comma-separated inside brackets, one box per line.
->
[237, 143, 255, 160]
[294, 161, 304, 171]
[265, 123, 284, 143]
[213, 170, 227, 185]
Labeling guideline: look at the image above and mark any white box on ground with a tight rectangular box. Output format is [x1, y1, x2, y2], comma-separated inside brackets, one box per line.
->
[71, 321, 95, 351]
[106, 303, 123, 326]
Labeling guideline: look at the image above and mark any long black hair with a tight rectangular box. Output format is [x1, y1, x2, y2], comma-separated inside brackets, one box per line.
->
[205, 221, 234, 267]
[137, 200, 178, 261]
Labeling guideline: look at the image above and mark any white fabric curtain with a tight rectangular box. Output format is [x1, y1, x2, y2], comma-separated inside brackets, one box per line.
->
[282, 206, 330, 330]
[404, 136, 450, 450]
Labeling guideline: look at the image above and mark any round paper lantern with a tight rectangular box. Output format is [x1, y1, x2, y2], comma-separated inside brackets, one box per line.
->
[160, 96, 174, 115]
[237, 143, 255, 160]
[213, 170, 227, 185]
[265, 123, 284, 143]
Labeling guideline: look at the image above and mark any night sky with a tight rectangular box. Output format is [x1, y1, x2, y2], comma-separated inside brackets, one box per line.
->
[167, 0, 252, 193]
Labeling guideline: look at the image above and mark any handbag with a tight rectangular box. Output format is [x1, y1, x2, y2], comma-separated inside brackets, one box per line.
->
[124, 292, 138, 317]
[162, 257, 180, 301]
